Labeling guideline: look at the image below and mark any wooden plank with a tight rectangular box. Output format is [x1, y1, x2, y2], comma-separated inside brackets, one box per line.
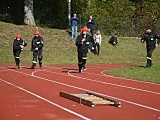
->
[86, 92, 121, 107]
[59, 91, 95, 107]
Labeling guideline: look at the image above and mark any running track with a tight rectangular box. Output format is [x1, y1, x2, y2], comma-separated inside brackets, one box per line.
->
[0, 64, 159, 120]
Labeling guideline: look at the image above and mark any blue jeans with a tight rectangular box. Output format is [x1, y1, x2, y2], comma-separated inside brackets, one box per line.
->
[71, 25, 78, 38]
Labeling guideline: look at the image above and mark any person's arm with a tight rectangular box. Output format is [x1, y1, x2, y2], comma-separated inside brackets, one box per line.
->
[141, 34, 146, 43]
[156, 34, 160, 47]
[38, 37, 44, 49]
[99, 35, 102, 45]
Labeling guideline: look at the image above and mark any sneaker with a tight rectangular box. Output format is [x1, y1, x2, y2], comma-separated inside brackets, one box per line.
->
[39, 62, 42, 68]
[16, 63, 20, 69]
[146, 63, 153, 67]
[31, 64, 36, 69]
[83, 66, 87, 70]
[78, 69, 82, 73]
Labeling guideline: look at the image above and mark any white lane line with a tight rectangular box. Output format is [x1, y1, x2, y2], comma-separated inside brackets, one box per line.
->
[67, 70, 160, 95]
[0, 78, 91, 120]
[2, 68, 160, 112]
[43, 65, 160, 85]
[101, 70, 160, 85]
[31, 70, 160, 112]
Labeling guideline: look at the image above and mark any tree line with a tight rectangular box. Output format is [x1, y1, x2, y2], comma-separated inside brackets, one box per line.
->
[0, 0, 160, 36]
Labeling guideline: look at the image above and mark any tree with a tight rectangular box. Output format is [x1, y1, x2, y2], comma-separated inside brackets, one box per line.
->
[24, 0, 35, 25]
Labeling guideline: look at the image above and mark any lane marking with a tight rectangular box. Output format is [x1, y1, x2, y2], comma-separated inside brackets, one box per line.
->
[67, 70, 160, 95]
[0, 78, 91, 120]
[1, 67, 160, 112]
[31, 70, 160, 112]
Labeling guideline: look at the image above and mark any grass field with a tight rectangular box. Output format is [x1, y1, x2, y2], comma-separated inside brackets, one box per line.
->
[0, 21, 160, 83]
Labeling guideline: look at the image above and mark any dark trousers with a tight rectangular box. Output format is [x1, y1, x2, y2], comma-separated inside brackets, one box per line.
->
[95, 42, 100, 55]
[90, 28, 94, 37]
[78, 50, 87, 70]
[13, 50, 21, 66]
[32, 49, 43, 65]
[146, 45, 155, 66]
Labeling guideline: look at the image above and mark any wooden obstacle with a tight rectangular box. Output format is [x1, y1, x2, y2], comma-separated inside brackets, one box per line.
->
[59, 91, 121, 108]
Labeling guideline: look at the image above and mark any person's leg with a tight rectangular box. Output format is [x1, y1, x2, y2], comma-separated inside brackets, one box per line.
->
[146, 47, 154, 67]
[75, 26, 78, 38]
[71, 26, 74, 38]
[31, 50, 38, 69]
[14, 50, 21, 68]
[38, 49, 43, 68]
[78, 51, 83, 73]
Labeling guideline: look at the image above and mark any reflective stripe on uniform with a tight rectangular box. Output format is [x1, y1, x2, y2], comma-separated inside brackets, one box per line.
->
[36, 42, 40, 44]
[86, 42, 90, 44]
[82, 57, 87, 59]
[15, 56, 19, 58]
[32, 61, 37, 63]
[146, 57, 152, 60]
[78, 62, 83, 64]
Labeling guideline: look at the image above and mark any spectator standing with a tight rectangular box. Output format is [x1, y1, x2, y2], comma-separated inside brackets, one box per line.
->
[87, 15, 95, 37]
[94, 30, 102, 55]
[71, 13, 79, 38]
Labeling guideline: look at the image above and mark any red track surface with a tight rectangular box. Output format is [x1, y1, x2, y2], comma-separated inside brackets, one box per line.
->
[0, 64, 160, 120]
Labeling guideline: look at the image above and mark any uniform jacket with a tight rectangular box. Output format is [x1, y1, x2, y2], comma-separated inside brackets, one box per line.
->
[31, 36, 44, 51]
[13, 39, 27, 51]
[76, 34, 96, 54]
[141, 32, 160, 47]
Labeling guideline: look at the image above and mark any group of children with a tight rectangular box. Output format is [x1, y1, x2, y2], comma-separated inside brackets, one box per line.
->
[13, 29, 44, 69]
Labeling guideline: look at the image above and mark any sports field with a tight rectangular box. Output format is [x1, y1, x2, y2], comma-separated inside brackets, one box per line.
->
[0, 64, 159, 120]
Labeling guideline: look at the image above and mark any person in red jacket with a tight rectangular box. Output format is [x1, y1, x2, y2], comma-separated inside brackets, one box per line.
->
[75, 26, 96, 73]
[31, 29, 44, 69]
[13, 33, 27, 68]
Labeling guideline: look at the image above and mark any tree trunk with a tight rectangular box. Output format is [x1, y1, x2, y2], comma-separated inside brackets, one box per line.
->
[24, 0, 35, 25]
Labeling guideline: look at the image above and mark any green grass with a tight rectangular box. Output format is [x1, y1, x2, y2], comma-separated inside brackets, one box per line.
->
[0, 21, 160, 83]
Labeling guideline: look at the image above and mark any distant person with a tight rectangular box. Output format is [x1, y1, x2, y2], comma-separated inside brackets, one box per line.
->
[31, 29, 44, 69]
[71, 13, 79, 38]
[108, 33, 118, 46]
[13, 33, 27, 68]
[75, 26, 96, 73]
[94, 30, 102, 55]
[87, 15, 95, 37]
[141, 27, 160, 67]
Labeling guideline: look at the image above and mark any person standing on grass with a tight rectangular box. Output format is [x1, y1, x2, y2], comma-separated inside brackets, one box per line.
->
[141, 27, 160, 67]
[71, 13, 79, 38]
[94, 30, 102, 55]
[13, 33, 27, 69]
[76, 26, 97, 73]
[31, 29, 44, 69]
[87, 15, 95, 37]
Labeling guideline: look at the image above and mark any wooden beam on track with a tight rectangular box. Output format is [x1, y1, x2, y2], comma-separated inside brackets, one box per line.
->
[59, 91, 121, 108]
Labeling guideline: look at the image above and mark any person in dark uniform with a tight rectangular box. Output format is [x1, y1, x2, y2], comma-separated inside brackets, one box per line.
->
[141, 27, 160, 67]
[31, 29, 44, 69]
[108, 33, 118, 46]
[75, 26, 96, 73]
[13, 33, 27, 68]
